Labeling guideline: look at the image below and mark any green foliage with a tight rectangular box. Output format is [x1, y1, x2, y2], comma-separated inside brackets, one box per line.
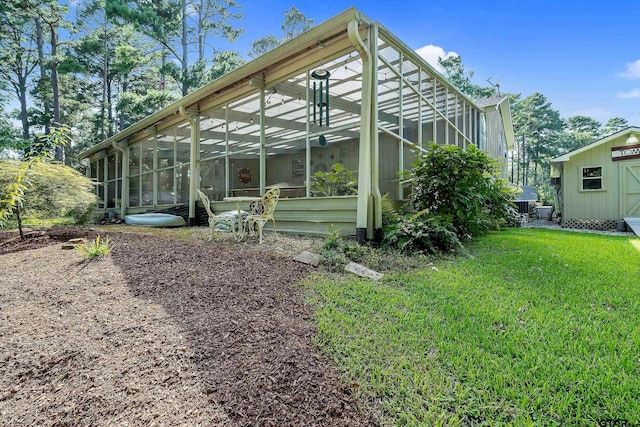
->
[602, 117, 628, 136]
[249, 6, 313, 57]
[319, 225, 369, 270]
[382, 210, 462, 254]
[0, 160, 97, 226]
[310, 163, 357, 197]
[75, 235, 114, 258]
[438, 55, 497, 99]
[405, 143, 518, 240]
[309, 229, 640, 425]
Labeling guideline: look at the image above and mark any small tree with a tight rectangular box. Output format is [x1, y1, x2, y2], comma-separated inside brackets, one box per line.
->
[0, 125, 96, 238]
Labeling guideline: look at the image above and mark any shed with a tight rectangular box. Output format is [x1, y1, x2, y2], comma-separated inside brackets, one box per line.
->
[550, 127, 640, 230]
[513, 185, 537, 215]
[78, 7, 514, 242]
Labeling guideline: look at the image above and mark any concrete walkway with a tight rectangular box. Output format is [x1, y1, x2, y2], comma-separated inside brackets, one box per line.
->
[524, 219, 636, 237]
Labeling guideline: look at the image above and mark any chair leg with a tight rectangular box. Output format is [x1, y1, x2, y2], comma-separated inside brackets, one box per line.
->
[271, 218, 277, 237]
[208, 220, 215, 241]
[256, 220, 265, 244]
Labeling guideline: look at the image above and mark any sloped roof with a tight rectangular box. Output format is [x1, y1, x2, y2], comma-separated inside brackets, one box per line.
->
[476, 95, 515, 151]
[514, 185, 537, 201]
[475, 95, 508, 108]
[552, 126, 640, 163]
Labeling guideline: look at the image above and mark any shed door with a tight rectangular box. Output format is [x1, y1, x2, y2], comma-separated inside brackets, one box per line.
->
[622, 162, 640, 217]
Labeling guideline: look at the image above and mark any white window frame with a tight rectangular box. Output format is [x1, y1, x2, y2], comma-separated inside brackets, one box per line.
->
[580, 165, 604, 191]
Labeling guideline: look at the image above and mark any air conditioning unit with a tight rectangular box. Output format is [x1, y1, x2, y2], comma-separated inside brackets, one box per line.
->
[550, 177, 561, 186]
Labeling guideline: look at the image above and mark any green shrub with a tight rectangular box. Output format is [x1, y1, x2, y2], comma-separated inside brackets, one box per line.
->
[382, 210, 462, 254]
[405, 143, 517, 239]
[75, 235, 114, 258]
[0, 160, 97, 225]
[310, 163, 357, 197]
[320, 225, 369, 269]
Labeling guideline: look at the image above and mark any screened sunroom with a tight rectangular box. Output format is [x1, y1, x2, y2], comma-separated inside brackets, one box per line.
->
[79, 8, 508, 242]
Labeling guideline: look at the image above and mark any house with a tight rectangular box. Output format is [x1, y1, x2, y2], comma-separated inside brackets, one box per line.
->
[475, 95, 515, 177]
[78, 8, 515, 242]
[550, 127, 640, 230]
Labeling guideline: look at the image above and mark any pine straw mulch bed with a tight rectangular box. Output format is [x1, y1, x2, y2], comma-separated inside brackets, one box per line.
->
[0, 226, 378, 426]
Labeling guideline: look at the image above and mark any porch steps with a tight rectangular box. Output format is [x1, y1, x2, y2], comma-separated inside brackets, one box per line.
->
[623, 218, 640, 236]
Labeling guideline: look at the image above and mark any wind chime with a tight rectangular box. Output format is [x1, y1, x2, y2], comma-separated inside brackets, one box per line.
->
[311, 64, 330, 128]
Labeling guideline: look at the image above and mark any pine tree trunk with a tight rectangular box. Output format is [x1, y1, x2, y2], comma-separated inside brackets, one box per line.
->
[198, 0, 204, 61]
[181, 0, 188, 96]
[18, 76, 30, 142]
[50, 24, 63, 163]
[35, 18, 50, 137]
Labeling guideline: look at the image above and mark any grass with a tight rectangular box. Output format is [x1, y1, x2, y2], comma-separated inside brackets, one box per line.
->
[307, 228, 640, 426]
[75, 235, 115, 258]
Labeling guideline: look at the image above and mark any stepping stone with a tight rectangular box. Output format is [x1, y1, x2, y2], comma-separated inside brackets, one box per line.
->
[345, 261, 383, 281]
[293, 251, 320, 266]
[62, 238, 87, 250]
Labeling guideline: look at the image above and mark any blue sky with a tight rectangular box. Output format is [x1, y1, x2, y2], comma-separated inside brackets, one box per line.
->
[228, 0, 640, 125]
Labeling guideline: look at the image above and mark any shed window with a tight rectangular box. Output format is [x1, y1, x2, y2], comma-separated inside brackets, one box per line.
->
[581, 166, 602, 190]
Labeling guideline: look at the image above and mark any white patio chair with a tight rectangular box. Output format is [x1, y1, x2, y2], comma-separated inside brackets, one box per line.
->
[197, 190, 237, 241]
[245, 187, 280, 244]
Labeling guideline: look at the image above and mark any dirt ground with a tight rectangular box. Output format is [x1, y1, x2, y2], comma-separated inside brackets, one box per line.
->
[0, 227, 377, 426]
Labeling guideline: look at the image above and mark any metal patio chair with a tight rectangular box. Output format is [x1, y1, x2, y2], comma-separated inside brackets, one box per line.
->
[245, 187, 280, 244]
[197, 190, 237, 241]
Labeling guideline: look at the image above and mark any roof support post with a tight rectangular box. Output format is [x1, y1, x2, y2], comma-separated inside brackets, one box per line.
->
[369, 23, 383, 242]
[348, 19, 372, 244]
[260, 87, 266, 194]
[180, 105, 200, 226]
[112, 140, 128, 219]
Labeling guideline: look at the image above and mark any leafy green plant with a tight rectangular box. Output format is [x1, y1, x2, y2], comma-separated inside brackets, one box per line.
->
[1, 161, 97, 227]
[382, 209, 462, 254]
[310, 163, 357, 197]
[319, 225, 370, 269]
[0, 125, 77, 238]
[404, 142, 517, 239]
[75, 235, 114, 259]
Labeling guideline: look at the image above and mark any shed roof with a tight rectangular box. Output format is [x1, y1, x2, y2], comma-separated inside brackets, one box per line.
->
[552, 126, 640, 163]
[514, 185, 537, 201]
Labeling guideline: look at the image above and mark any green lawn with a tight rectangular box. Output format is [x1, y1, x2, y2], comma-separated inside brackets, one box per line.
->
[308, 228, 640, 426]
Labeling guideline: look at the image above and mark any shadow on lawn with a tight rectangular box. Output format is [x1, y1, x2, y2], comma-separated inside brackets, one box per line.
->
[110, 232, 376, 427]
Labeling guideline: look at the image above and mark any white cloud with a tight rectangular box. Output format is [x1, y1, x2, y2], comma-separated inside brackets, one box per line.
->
[617, 88, 640, 99]
[619, 60, 640, 79]
[415, 45, 458, 71]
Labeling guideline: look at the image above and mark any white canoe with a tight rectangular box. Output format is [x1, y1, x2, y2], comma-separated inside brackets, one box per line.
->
[124, 213, 186, 227]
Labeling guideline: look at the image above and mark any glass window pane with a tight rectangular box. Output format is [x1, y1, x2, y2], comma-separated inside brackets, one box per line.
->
[98, 159, 105, 182]
[200, 109, 226, 160]
[107, 181, 116, 208]
[157, 132, 175, 169]
[107, 153, 116, 181]
[266, 140, 306, 198]
[200, 158, 225, 201]
[141, 139, 154, 172]
[129, 175, 140, 207]
[129, 144, 140, 175]
[583, 178, 602, 190]
[90, 161, 98, 179]
[141, 173, 153, 206]
[176, 122, 191, 165]
[157, 169, 175, 204]
[176, 165, 190, 203]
